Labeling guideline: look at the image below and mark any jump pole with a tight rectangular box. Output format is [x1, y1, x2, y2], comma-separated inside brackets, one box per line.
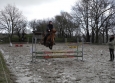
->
[32, 37, 37, 62]
[31, 32, 84, 62]
[32, 31, 44, 62]
[32, 45, 84, 62]
[33, 51, 82, 54]
[33, 55, 83, 59]
[32, 49, 83, 60]
[32, 36, 33, 62]
[32, 36, 34, 62]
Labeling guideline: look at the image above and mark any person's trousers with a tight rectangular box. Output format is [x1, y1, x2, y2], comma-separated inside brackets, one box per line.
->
[109, 48, 114, 61]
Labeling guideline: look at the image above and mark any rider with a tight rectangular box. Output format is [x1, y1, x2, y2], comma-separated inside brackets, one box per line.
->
[44, 21, 54, 45]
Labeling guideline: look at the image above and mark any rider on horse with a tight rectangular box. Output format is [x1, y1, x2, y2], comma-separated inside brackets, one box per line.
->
[44, 21, 54, 45]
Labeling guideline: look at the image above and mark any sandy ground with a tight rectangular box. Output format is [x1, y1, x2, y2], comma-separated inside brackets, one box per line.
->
[0, 43, 115, 83]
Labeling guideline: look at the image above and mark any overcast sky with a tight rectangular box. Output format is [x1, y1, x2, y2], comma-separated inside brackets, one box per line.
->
[0, 0, 78, 21]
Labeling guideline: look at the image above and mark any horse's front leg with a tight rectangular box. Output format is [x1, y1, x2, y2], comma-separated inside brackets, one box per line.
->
[52, 36, 55, 45]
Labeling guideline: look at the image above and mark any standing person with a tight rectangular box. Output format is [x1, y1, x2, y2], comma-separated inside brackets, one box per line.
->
[43, 21, 54, 45]
[108, 35, 115, 61]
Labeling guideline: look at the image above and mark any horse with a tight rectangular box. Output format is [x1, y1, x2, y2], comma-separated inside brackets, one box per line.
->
[45, 29, 56, 49]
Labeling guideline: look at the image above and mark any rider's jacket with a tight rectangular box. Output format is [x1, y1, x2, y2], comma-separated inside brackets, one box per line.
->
[47, 24, 53, 33]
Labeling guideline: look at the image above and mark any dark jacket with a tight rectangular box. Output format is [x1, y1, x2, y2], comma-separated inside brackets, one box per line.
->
[108, 40, 115, 49]
[47, 24, 53, 32]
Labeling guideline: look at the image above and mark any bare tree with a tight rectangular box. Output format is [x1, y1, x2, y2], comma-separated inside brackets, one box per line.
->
[90, 0, 115, 43]
[72, 0, 91, 42]
[14, 20, 27, 41]
[55, 11, 76, 38]
[29, 19, 49, 33]
[72, 0, 115, 43]
[0, 4, 25, 45]
[29, 19, 38, 31]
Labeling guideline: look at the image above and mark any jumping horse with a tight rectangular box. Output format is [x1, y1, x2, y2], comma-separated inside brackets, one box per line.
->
[45, 29, 56, 49]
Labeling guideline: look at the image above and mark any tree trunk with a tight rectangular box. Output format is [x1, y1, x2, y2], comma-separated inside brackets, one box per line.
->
[9, 36, 11, 43]
[102, 29, 105, 43]
[95, 16, 99, 43]
[86, 30, 90, 42]
[86, 1, 90, 42]
[95, 28, 99, 43]
[91, 30, 95, 43]
[105, 28, 108, 43]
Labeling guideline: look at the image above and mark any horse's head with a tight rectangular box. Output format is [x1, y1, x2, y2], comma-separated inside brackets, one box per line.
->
[52, 29, 56, 33]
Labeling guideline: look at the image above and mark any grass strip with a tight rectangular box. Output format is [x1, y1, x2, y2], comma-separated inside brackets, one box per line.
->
[0, 52, 16, 83]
